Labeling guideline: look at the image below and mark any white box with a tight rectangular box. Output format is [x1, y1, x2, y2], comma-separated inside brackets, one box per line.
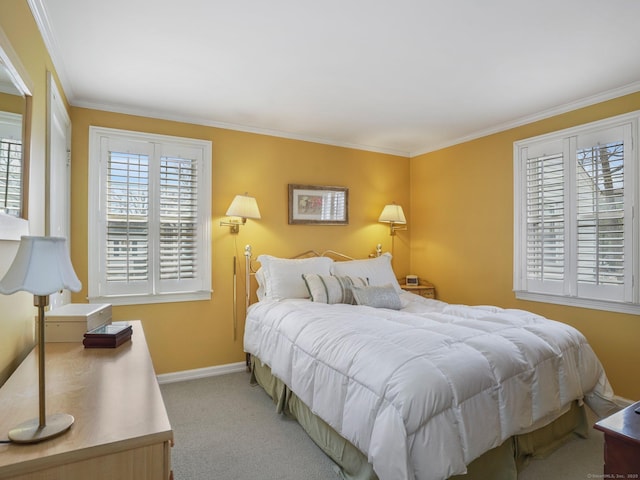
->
[41, 303, 112, 342]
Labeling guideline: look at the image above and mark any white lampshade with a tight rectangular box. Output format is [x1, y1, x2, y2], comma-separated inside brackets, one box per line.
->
[378, 204, 406, 224]
[226, 194, 261, 220]
[0, 236, 81, 296]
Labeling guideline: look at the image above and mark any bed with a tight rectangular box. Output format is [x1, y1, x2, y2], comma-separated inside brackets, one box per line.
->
[242, 246, 617, 480]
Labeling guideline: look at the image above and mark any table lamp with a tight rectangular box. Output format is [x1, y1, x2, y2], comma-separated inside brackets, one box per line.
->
[0, 236, 81, 443]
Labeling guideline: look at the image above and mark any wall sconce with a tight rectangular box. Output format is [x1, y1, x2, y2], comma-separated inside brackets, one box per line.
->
[220, 193, 261, 234]
[0, 236, 81, 443]
[378, 203, 407, 236]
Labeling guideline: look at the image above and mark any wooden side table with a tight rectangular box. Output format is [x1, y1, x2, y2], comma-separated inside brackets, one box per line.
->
[594, 401, 640, 476]
[400, 281, 436, 299]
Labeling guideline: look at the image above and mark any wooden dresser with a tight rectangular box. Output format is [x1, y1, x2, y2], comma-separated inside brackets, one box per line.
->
[0, 321, 173, 480]
[594, 401, 640, 476]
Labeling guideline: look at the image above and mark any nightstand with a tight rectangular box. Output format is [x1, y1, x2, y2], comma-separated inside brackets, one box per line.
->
[400, 281, 436, 299]
[593, 401, 640, 476]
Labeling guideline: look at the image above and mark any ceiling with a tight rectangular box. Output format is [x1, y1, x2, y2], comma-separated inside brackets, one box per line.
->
[29, 0, 640, 157]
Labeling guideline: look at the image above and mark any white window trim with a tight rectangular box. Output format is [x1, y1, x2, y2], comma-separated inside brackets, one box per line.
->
[88, 126, 212, 306]
[514, 110, 639, 315]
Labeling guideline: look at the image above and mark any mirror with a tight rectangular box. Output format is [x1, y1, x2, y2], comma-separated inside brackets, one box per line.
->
[0, 26, 32, 240]
[0, 61, 25, 217]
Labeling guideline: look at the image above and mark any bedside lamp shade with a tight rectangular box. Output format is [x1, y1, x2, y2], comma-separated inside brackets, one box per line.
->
[378, 203, 407, 236]
[226, 194, 261, 220]
[221, 193, 261, 234]
[0, 236, 81, 295]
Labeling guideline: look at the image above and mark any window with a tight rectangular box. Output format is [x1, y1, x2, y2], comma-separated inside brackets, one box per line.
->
[0, 112, 23, 217]
[514, 112, 638, 314]
[88, 127, 212, 305]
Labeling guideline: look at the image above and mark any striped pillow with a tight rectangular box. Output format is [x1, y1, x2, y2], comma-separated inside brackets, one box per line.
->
[302, 274, 368, 304]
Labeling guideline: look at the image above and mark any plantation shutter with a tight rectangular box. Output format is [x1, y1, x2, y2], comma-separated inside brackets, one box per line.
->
[103, 138, 153, 296]
[574, 124, 631, 302]
[0, 137, 22, 217]
[521, 138, 567, 295]
[526, 152, 565, 281]
[157, 152, 201, 293]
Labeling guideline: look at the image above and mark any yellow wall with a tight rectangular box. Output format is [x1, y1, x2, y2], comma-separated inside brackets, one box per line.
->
[0, 92, 25, 114]
[410, 92, 640, 401]
[70, 107, 410, 375]
[0, 0, 68, 385]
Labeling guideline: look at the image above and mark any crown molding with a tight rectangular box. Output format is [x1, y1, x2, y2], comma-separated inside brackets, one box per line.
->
[27, 0, 75, 98]
[72, 97, 411, 157]
[52, 79, 640, 160]
[410, 80, 640, 157]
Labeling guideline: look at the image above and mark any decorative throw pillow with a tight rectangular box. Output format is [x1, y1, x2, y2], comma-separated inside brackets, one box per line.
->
[302, 274, 368, 304]
[330, 253, 402, 293]
[351, 284, 402, 310]
[257, 255, 334, 300]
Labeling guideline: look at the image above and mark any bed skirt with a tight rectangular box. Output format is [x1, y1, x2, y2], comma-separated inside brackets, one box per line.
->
[250, 356, 589, 480]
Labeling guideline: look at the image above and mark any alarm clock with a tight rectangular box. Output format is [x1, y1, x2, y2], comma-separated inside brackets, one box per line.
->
[406, 275, 419, 286]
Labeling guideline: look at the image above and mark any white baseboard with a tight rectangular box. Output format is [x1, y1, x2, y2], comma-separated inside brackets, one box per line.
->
[156, 361, 247, 385]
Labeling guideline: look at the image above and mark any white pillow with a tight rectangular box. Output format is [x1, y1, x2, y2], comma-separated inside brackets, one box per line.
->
[330, 253, 402, 293]
[255, 268, 267, 301]
[256, 255, 334, 300]
[351, 284, 402, 310]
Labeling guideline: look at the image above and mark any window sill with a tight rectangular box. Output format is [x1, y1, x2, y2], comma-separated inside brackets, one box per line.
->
[88, 290, 212, 306]
[514, 290, 640, 315]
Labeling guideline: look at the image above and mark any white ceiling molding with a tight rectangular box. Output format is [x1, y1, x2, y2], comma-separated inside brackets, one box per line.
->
[70, 97, 412, 158]
[27, 0, 73, 98]
[411, 80, 640, 157]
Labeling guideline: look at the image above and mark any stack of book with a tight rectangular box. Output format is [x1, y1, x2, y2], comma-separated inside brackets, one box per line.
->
[83, 322, 133, 348]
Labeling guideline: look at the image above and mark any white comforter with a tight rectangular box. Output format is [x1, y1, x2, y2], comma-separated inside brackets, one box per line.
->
[244, 293, 615, 480]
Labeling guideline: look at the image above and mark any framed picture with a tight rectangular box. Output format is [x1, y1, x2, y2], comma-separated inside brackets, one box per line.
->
[288, 184, 349, 225]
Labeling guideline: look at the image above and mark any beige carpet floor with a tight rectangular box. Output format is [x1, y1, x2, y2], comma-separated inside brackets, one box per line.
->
[160, 371, 606, 480]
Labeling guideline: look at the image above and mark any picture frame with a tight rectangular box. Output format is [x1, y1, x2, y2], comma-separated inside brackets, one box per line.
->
[288, 184, 349, 225]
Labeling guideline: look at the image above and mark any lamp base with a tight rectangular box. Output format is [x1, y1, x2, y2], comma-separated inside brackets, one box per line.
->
[8, 413, 74, 444]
